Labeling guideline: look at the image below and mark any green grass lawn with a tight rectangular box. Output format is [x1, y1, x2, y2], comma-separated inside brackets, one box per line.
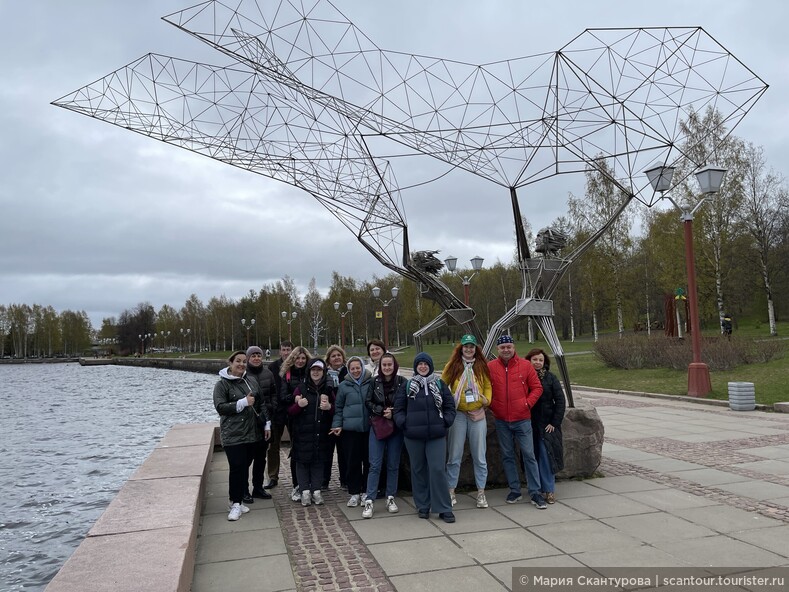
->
[396, 337, 787, 407]
[144, 326, 787, 406]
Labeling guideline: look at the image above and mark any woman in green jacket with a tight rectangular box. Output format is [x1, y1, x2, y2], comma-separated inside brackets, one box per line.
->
[213, 350, 271, 521]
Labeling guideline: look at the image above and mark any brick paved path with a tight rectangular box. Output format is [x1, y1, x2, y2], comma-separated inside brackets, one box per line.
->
[269, 454, 395, 592]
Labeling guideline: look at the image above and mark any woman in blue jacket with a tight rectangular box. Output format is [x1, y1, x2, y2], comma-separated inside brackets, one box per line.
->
[393, 352, 456, 523]
[330, 356, 372, 508]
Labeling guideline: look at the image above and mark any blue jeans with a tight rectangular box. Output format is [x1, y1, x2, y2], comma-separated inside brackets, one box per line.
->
[366, 430, 404, 500]
[446, 412, 488, 490]
[495, 419, 542, 497]
[535, 434, 555, 493]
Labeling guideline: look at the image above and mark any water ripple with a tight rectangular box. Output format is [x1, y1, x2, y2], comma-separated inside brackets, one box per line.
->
[0, 363, 217, 591]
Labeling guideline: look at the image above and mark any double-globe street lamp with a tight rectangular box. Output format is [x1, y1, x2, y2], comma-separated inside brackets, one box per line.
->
[371, 286, 398, 350]
[281, 311, 298, 341]
[645, 164, 727, 397]
[444, 255, 484, 306]
[138, 333, 152, 355]
[180, 327, 191, 353]
[333, 301, 353, 348]
[241, 318, 256, 348]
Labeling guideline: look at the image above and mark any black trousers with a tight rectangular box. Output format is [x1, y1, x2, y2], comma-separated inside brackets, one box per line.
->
[224, 442, 256, 504]
[295, 460, 325, 493]
[251, 439, 269, 490]
[341, 430, 370, 496]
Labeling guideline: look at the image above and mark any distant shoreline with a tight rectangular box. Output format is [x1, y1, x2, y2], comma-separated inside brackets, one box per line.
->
[0, 358, 79, 365]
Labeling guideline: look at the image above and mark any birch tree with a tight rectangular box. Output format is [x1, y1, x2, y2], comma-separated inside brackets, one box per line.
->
[741, 143, 784, 335]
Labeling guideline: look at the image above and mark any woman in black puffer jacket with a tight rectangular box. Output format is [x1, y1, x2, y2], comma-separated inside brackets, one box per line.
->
[393, 352, 456, 523]
[525, 348, 566, 505]
[288, 358, 336, 507]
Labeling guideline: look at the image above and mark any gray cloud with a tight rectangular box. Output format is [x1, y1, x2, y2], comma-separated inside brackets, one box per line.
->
[2, 0, 787, 327]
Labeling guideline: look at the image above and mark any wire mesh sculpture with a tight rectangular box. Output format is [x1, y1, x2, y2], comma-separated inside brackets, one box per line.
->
[53, 0, 768, 406]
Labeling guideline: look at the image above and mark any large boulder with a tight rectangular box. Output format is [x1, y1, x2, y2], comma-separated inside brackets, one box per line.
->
[555, 398, 604, 479]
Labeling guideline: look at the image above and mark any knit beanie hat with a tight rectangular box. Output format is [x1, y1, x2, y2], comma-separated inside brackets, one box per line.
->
[246, 346, 264, 358]
[413, 352, 434, 375]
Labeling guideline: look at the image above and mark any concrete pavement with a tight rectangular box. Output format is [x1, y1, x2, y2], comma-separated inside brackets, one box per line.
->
[191, 389, 789, 591]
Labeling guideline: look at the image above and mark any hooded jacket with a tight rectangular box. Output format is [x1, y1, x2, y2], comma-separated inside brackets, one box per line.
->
[288, 373, 336, 463]
[332, 359, 372, 432]
[487, 354, 543, 423]
[393, 353, 456, 440]
[213, 367, 268, 447]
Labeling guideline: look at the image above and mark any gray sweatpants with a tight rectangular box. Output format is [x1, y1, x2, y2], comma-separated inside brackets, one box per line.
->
[404, 437, 452, 514]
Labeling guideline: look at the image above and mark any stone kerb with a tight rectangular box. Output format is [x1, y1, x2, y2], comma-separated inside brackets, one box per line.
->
[45, 422, 218, 592]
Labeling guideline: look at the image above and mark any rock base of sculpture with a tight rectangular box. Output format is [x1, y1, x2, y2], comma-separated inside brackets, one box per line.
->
[397, 398, 604, 490]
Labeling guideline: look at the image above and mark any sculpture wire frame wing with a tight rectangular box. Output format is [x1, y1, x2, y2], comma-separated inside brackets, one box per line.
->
[53, 1, 768, 406]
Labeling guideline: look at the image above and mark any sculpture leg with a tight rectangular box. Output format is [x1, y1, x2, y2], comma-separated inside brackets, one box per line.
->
[481, 304, 523, 359]
[412, 312, 450, 353]
[533, 316, 575, 408]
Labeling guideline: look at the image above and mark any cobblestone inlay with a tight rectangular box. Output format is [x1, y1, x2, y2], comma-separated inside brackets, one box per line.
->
[599, 457, 789, 523]
[589, 395, 789, 426]
[591, 395, 789, 524]
[271, 448, 395, 592]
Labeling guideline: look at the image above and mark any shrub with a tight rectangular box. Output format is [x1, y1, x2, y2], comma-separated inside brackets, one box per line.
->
[594, 335, 784, 371]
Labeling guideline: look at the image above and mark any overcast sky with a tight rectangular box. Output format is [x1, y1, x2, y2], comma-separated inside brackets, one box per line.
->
[1, 0, 787, 328]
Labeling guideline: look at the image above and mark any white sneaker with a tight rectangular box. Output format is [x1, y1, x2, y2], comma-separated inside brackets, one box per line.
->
[347, 494, 360, 507]
[301, 490, 312, 507]
[312, 490, 324, 505]
[386, 496, 399, 513]
[227, 501, 250, 513]
[476, 491, 489, 509]
[360, 493, 367, 502]
[362, 499, 374, 518]
[291, 487, 301, 502]
[227, 503, 243, 521]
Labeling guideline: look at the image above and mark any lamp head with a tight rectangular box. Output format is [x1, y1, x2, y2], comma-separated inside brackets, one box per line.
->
[695, 165, 727, 194]
[644, 164, 675, 193]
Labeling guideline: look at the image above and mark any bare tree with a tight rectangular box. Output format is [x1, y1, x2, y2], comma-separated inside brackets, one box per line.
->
[741, 143, 785, 335]
[678, 107, 747, 331]
[303, 278, 325, 354]
[568, 159, 634, 337]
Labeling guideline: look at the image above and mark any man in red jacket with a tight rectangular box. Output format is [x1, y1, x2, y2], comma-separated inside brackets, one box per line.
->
[488, 335, 547, 508]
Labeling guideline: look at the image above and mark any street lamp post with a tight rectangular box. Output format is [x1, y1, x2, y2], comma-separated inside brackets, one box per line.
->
[138, 333, 151, 355]
[444, 255, 485, 306]
[372, 286, 399, 349]
[241, 318, 256, 348]
[334, 301, 353, 347]
[281, 311, 297, 341]
[180, 328, 191, 353]
[645, 164, 726, 397]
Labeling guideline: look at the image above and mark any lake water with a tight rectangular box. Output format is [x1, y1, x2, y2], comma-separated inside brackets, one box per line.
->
[0, 363, 218, 591]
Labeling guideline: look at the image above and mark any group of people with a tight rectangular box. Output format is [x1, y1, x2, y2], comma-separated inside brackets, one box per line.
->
[212, 334, 566, 523]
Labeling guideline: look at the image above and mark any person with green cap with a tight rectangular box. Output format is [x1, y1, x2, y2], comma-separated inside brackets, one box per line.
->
[441, 334, 492, 509]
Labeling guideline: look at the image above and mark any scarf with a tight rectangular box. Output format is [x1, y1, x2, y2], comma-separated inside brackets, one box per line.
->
[536, 367, 547, 381]
[409, 374, 443, 418]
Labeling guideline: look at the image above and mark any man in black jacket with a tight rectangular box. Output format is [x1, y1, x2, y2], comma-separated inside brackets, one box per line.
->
[263, 340, 293, 488]
[245, 346, 276, 499]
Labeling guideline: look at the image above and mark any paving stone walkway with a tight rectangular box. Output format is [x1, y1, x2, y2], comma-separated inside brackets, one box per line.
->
[192, 389, 789, 591]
